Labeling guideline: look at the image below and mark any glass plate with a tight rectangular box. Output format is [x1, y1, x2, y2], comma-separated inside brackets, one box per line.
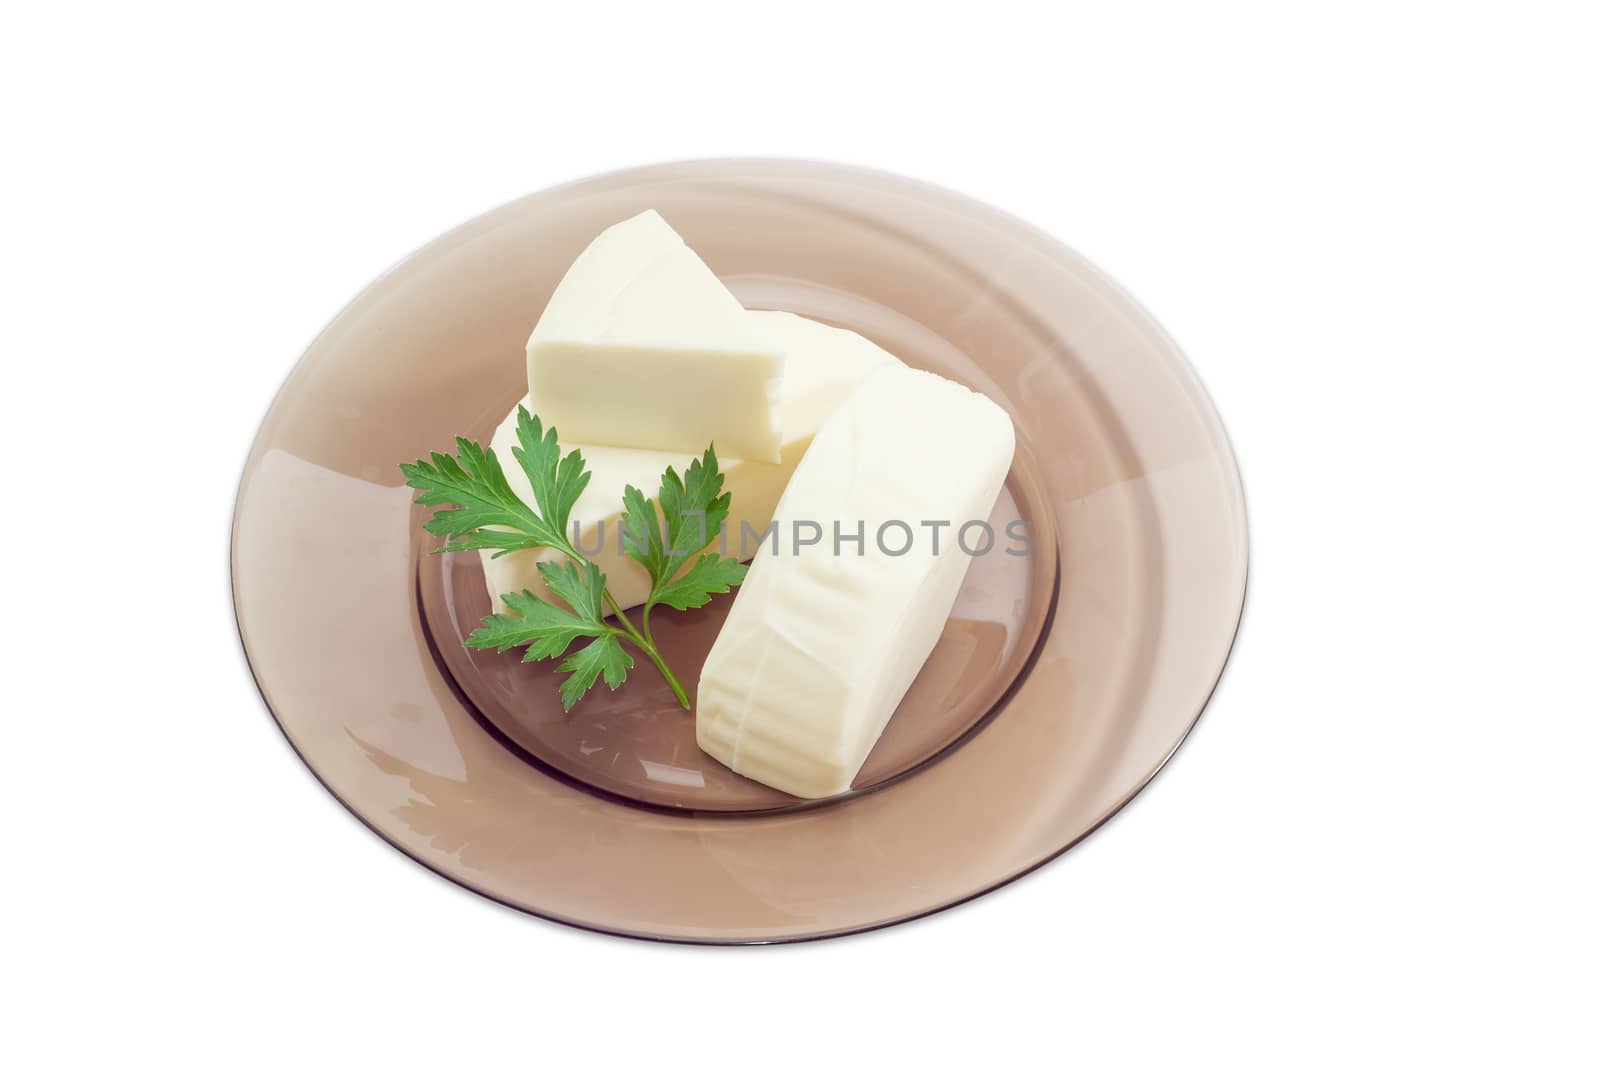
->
[231, 159, 1248, 943]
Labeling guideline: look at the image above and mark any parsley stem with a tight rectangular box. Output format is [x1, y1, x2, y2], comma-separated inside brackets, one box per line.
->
[547, 540, 689, 710]
[604, 590, 690, 710]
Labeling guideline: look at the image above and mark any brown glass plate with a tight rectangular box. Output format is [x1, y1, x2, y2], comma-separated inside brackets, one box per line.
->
[231, 159, 1248, 943]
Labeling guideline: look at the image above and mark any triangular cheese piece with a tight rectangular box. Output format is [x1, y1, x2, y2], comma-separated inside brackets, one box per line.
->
[525, 210, 784, 462]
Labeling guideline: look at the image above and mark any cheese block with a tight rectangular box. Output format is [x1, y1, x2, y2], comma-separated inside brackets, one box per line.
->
[695, 366, 1016, 798]
[482, 311, 902, 613]
[525, 209, 785, 462]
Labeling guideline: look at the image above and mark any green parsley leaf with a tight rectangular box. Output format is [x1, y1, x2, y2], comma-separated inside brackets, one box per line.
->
[622, 444, 747, 619]
[403, 438, 540, 556]
[659, 445, 733, 562]
[398, 407, 595, 559]
[654, 553, 748, 610]
[464, 559, 634, 709]
[464, 558, 615, 663]
[466, 588, 611, 662]
[511, 407, 591, 536]
[619, 484, 668, 583]
[556, 636, 634, 712]
[537, 557, 608, 624]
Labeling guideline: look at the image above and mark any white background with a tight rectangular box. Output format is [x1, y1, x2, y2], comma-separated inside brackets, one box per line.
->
[4, 2, 1596, 1063]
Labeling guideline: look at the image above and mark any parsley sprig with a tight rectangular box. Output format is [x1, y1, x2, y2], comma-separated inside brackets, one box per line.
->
[400, 406, 746, 711]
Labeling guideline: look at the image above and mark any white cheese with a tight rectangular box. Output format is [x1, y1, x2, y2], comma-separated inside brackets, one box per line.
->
[482, 311, 902, 613]
[695, 366, 1016, 798]
[525, 209, 785, 462]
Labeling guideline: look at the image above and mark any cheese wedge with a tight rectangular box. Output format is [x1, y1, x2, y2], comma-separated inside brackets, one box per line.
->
[526, 209, 785, 462]
[482, 311, 902, 613]
[695, 367, 1016, 798]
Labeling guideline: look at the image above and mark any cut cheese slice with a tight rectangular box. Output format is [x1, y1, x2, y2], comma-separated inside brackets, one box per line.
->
[525, 209, 784, 462]
[695, 366, 1016, 798]
[483, 311, 902, 613]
